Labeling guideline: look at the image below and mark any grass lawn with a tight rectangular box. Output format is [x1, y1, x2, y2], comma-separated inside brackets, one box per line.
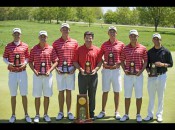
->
[0, 52, 175, 123]
[0, 20, 175, 123]
[1, 20, 175, 55]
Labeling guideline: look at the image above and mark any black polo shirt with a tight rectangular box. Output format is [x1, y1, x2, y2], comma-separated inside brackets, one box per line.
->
[146, 46, 173, 73]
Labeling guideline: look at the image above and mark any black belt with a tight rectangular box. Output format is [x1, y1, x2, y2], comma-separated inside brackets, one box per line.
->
[10, 69, 26, 73]
[157, 72, 166, 75]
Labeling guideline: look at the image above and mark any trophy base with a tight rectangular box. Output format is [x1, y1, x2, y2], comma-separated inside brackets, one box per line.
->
[73, 119, 93, 123]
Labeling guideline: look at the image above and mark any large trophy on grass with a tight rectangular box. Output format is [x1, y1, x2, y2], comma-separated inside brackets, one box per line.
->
[13, 54, 21, 67]
[148, 63, 157, 77]
[74, 94, 93, 123]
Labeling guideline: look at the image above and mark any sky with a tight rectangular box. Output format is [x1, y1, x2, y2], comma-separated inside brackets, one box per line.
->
[102, 7, 117, 14]
[101, 7, 134, 14]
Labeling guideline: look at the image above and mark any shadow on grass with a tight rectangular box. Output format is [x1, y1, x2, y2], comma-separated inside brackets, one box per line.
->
[138, 30, 175, 35]
[0, 117, 160, 124]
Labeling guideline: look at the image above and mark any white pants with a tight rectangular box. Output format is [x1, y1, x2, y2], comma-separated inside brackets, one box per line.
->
[147, 73, 167, 118]
[56, 67, 75, 91]
[32, 73, 53, 97]
[101, 68, 122, 92]
[8, 71, 28, 96]
[124, 74, 143, 98]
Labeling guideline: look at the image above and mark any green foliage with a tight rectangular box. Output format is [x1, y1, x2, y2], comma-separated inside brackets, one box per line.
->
[0, 20, 175, 56]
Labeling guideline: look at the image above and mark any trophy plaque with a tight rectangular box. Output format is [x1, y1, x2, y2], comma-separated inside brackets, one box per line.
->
[107, 52, 115, 66]
[74, 94, 93, 123]
[84, 61, 92, 75]
[149, 63, 157, 77]
[61, 60, 70, 73]
[128, 61, 137, 75]
[13, 54, 21, 67]
[38, 62, 46, 75]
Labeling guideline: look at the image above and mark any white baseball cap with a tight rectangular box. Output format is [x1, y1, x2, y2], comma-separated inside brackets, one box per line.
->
[129, 29, 139, 36]
[60, 23, 70, 29]
[13, 28, 21, 34]
[39, 31, 48, 36]
[153, 33, 161, 39]
[108, 26, 117, 32]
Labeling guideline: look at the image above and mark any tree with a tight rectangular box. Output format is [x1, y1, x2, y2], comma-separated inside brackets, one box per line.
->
[137, 7, 169, 32]
[83, 8, 96, 27]
[58, 7, 75, 23]
[115, 7, 131, 25]
[129, 8, 139, 25]
[0, 7, 10, 21]
[103, 10, 116, 24]
[166, 7, 175, 28]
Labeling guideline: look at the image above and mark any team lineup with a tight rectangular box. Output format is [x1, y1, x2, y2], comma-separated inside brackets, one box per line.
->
[2, 23, 173, 123]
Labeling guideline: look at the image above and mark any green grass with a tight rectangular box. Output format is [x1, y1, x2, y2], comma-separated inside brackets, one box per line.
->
[0, 52, 175, 123]
[0, 20, 175, 123]
[1, 20, 175, 56]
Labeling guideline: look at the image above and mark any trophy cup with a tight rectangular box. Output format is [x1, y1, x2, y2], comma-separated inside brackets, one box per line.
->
[61, 60, 69, 73]
[128, 61, 137, 75]
[74, 94, 93, 123]
[84, 61, 92, 75]
[149, 63, 157, 77]
[13, 54, 21, 67]
[107, 52, 115, 66]
[38, 62, 46, 75]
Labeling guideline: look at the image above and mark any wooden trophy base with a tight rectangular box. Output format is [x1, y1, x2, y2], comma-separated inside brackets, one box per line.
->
[73, 118, 93, 123]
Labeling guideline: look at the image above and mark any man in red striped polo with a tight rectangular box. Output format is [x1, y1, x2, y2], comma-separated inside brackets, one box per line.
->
[29, 31, 58, 123]
[96, 26, 125, 120]
[52, 23, 78, 121]
[120, 29, 148, 123]
[3, 28, 32, 123]
[73, 31, 102, 120]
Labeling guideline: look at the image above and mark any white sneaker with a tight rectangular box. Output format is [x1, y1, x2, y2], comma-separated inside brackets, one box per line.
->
[120, 114, 129, 122]
[34, 115, 40, 123]
[25, 115, 32, 123]
[143, 116, 153, 121]
[67, 112, 74, 120]
[43, 114, 51, 122]
[136, 114, 142, 123]
[97, 111, 105, 119]
[157, 116, 163, 122]
[56, 112, 64, 120]
[9, 115, 16, 123]
[115, 112, 121, 120]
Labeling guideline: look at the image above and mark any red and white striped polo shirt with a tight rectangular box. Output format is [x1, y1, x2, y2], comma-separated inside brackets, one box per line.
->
[73, 44, 102, 70]
[99, 39, 125, 65]
[3, 41, 29, 71]
[121, 43, 148, 71]
[52, 37, 78, 67]
[29, 43, 58, 72]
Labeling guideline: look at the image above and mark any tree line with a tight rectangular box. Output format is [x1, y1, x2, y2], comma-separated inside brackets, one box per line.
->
[0, 7, 175, 31]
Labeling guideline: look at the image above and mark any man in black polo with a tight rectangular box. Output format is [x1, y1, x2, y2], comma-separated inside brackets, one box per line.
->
[143, 33, 173, 122]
